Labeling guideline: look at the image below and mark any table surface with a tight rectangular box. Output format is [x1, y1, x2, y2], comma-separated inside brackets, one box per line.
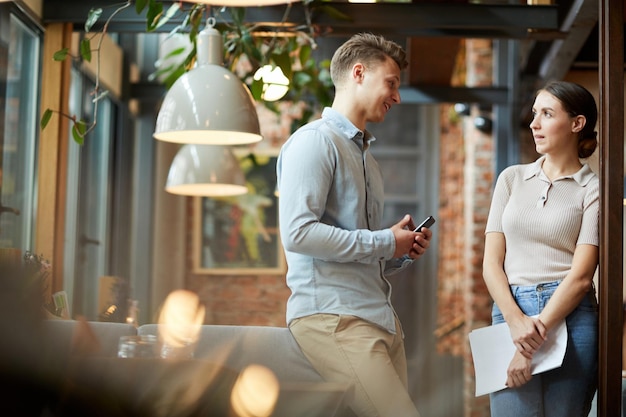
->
[61, 357, 352, 417]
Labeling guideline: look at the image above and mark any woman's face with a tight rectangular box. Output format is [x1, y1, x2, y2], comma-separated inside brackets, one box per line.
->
[529, 90, 581, 156]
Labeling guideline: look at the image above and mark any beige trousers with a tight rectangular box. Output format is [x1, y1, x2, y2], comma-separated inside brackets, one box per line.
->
[289, 314, 421, 417]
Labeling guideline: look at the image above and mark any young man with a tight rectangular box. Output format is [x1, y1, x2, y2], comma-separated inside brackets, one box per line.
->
[276, 33, 432, 417]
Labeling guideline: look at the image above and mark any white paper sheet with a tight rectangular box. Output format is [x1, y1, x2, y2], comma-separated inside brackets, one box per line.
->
[469, 318, 567, 396]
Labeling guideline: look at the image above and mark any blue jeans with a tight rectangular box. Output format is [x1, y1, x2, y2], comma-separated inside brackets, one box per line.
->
[489, 280, 598, 417]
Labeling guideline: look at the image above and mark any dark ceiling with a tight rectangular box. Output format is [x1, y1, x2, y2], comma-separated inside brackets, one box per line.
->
[40, 0, 600, 119]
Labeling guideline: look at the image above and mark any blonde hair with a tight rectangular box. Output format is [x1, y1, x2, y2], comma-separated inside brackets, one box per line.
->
[330, 33, 408, 87]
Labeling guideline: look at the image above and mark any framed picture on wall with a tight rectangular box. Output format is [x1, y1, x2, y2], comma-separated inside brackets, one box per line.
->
[193, 155, 285, 275]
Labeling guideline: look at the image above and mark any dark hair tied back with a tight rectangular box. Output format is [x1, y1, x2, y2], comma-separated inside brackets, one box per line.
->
[579, 132, 598, 159]
[582, 131, 598, 141]
[541, 81, 598, 159]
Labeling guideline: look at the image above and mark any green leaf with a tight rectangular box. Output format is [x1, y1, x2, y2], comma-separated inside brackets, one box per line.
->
[299, 45, 312, 66]
[293, 71, 313, 86]
[316, 4, 352, 21]
[53, 48, 70, 61]
[249, 78, 264, 101]
[72, 121, 87, 145]
[272, 51, 292, 80]
[188, 6, 204, 38]
[319, 66, 332, 85]
[146, 1, 164, 32]
[240, 29, 262, 64]
[263, 101, 280, 115]
[163, 46, 187, 60]
[80, 39, 92, 62]
[153, 3, 180, 31]
[240, 28, 253, 45]
[40, 109, 53, 130]
[183, 47, 197, 68]
[230, 8, 246, 26]
[147, 64, 174, 82]
[71, 130, 84, 145]
[85, 8, 103, 33]
[135, 0, 147, 14]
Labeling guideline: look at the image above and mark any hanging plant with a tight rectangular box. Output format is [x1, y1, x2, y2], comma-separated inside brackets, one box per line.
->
[40, 0, 348, 143]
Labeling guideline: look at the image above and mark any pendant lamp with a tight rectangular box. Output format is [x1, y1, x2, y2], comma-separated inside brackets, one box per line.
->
[166, 144, 248, 197]
[154, 18, 262, 145]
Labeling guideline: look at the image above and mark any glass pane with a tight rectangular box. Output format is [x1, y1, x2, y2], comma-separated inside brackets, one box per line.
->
[64, 73, 113, 320]
[368, 103, 421, 148]
[62, 68, 83, 311]
[0, 15, 39, 251]
[377, 157, 420, 196]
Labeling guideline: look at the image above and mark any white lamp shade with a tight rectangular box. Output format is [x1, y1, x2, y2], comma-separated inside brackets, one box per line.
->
[166, 144, 248, 197]
[154, 22, 262, 145]
[154, 66, 262, 145]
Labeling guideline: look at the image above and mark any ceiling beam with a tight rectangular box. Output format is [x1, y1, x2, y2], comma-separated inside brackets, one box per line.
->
[538, 0, 599, 81]
[129, 80, 507, 105]
[399, 85, 507, 105]
[518, 0, 599, 123]
[42, 1, 559, 39]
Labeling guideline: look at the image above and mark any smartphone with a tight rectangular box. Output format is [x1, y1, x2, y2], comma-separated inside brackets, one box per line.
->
[413, 215, 436, 232]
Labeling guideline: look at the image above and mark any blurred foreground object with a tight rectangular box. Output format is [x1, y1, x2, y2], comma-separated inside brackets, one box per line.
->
[158, 289, 206, 359]
[230, 364, 280, 417]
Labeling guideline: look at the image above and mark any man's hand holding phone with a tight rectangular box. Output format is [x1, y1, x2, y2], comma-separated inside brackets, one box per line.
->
[405, 215, 434, 259]
[414, 215, 436, 232]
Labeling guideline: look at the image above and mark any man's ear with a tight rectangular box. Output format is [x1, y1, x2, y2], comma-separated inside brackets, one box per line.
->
[352, 63, 365, 82]
[572, 115, 586, 133]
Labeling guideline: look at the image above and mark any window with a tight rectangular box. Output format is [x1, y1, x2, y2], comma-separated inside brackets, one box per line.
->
[0, 9, 41, 252]
[368, 103, 446, 414]
[64, 69, 115, 320]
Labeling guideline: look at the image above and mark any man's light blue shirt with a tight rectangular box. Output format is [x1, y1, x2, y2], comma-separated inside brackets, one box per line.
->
[277, 108, 413, 334]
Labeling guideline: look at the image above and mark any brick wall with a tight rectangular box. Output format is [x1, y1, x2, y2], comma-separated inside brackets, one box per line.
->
[185, 197, 290, 327]
[436, 38, 494, 417]
[463, 38, 495, 417]
[187, 272, 289, 326]
[462, 104, 494, 417]
[436, 103, 466, 357]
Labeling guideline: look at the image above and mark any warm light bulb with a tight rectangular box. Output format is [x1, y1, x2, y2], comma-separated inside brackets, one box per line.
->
[230, 365, 280, 417]
[157, 290, 205, 358]
[254, 65, 290, 102]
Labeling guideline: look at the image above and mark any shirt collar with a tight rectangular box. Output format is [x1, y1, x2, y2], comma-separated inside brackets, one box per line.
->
[322, 107, 377, 149]
[523, 155, 595, 186]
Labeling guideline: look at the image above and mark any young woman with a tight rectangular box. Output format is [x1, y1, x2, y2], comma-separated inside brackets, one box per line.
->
[483, 80, 599, 417]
